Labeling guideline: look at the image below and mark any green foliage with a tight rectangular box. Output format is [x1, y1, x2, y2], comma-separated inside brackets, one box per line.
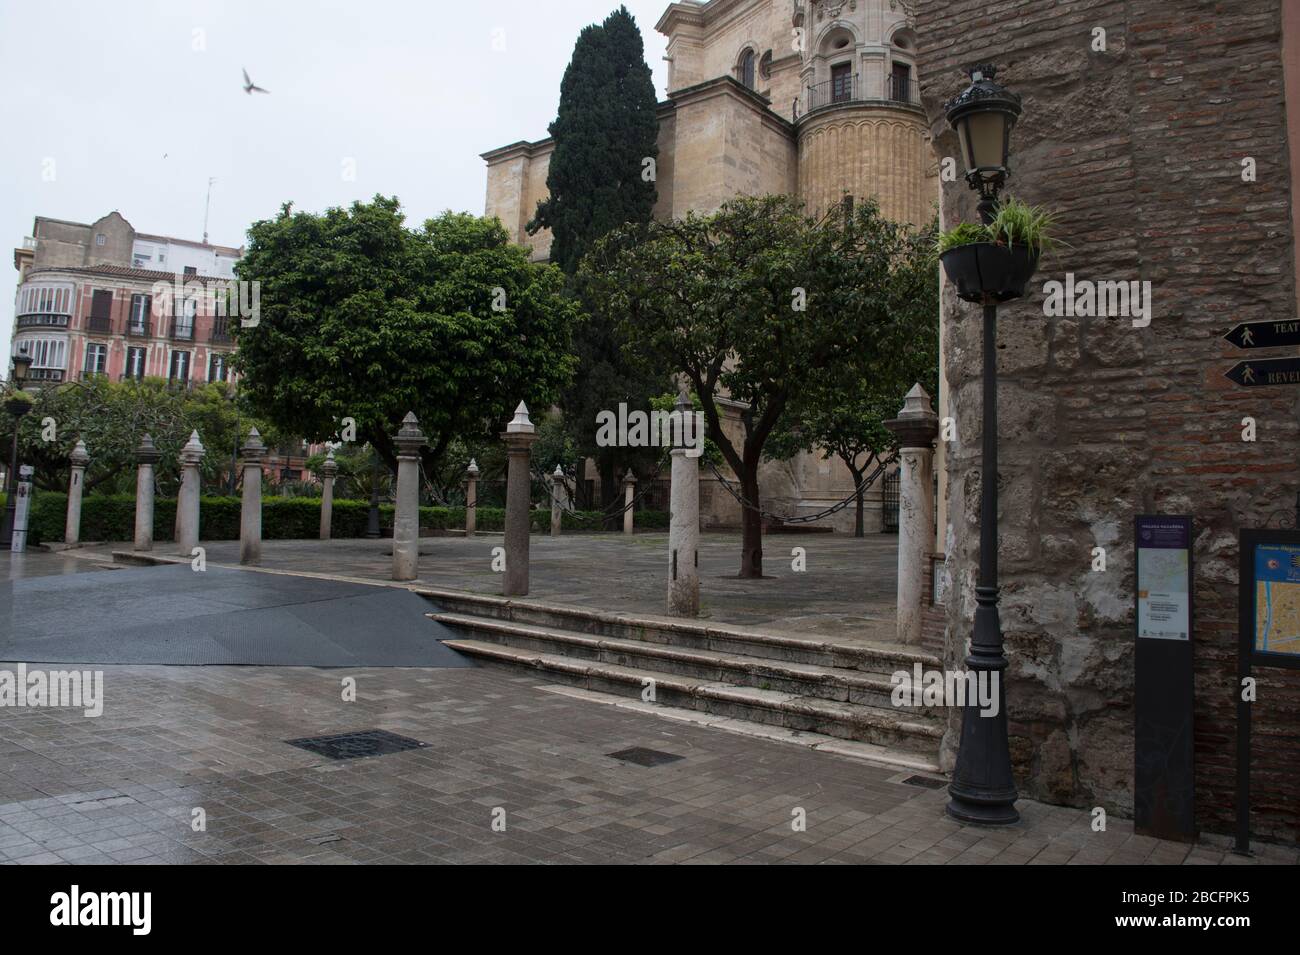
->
[0, 378, 279, 496]
[936, 221, 991, 254]
[581, 195, 938, 573]
[936, 197, 1059, 256]
[10, 490, 666, 544]
[233, 197, 579, 475]
[527, 5, 659, 275]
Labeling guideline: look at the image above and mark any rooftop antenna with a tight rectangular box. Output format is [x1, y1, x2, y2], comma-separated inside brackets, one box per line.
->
[203, 177, 217, 245]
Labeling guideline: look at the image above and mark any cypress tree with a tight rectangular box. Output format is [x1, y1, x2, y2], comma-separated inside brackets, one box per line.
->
[528, 7, 668, 518]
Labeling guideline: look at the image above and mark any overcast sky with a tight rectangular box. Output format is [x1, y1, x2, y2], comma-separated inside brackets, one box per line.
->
[0, 0, 673, 352]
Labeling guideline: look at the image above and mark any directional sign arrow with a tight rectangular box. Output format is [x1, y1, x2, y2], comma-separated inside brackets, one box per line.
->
[1224, 357, 1300, 387]
[1223, 320, 1300, 349]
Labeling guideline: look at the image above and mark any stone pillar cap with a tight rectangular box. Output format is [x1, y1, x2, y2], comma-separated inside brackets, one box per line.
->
[623, 470, 637, 485]
[884, 383, 939, 447]
[505, 401, 534, 434]
[466, 458, 480, 477]
[552, 464, 564, 479]
[320, 447, 339, 478]
[135, 433, 162, 464]
[241, 426, 266, 460]
[70, 437, 89, 467]
[674, 388, 692, 413]
[181, 429, 206, 465]
[394, 411, 426, 455]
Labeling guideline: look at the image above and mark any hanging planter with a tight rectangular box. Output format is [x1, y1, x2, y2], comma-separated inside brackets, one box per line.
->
[935, 197, 1056, 304]
[940, 242, 1039, 303]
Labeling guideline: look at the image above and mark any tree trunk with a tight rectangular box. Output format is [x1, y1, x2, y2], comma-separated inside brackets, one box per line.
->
[738, 459, 763, 578]
[598, 456, 618, 531]
[855, 482, 865, 538]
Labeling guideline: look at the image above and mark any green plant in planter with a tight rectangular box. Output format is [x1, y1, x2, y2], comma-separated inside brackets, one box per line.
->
[936, 221, 991, 254]
[986, 196, 1057, 256]
[3, 389, 34, 414]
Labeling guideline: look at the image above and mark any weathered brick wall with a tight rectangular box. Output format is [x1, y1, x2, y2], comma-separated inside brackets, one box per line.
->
[915, 0, 1300, 841]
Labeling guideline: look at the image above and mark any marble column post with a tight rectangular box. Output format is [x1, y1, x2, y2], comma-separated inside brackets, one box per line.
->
[64, 438, 89, 547]
[392, 412, 426, 582]
[239, 427, 266, 565]
[668, 391, 700, 616]
[622, 470, 636, 535]
[550, 465, 565, 536]
[319, 449, 338, 541]
[177, 430, 205, 555]
[133, 434, 161, 552]
[884, 384, 940, 646]
[502, 403, 538, 596]
[464, 459, 479, 538]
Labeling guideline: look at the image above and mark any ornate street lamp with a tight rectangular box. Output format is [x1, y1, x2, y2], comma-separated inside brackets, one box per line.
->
[945, 64, 1021, 223]
[942, 64, 1023, 826]
[2, 345, 34, 550]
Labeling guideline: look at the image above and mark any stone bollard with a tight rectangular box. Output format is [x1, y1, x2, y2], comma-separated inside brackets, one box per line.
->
[65, 438, 89, 547]
[239, 427, 266, 565]
[392, 412, 426, 582]
[502, 402, 538, 596]
[319, 448, 339, 541]
[550, 465, 565, 536]
[176, 430, 205, 556]
[133, 434, 161, 552]
[668, 392, 701, 616]
[622, 470, 636, 535]
[465, 459, 479, 537]
[884, 384, 940, 646]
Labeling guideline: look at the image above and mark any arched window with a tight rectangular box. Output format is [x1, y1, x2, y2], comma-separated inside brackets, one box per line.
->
[738, 49, 756, 89]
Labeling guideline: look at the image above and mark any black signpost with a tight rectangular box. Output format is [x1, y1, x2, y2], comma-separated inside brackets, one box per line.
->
[1235, 527, 1300, 854]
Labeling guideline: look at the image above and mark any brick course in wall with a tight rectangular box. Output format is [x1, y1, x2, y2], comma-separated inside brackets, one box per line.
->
[916, 0, 1300, 842]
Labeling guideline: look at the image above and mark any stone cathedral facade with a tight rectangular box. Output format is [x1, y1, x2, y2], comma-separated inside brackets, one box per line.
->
[482, 0, 937, 531]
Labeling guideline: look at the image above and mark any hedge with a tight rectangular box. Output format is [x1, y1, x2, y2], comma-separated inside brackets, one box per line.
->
[1, 491, 668, 545]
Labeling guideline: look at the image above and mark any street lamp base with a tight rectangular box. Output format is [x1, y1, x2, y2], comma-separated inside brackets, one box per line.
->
[945, 787, 1021, 826]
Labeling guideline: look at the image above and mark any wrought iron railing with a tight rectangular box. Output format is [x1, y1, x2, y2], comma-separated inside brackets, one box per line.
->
[171, 321, 195, 342]
[87, 315, 113, 334]
[797, 70, 922, 117]
[126, 320, 150, 337]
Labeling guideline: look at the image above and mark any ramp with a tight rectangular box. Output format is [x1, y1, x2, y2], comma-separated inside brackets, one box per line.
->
[0, 563, 473, 668]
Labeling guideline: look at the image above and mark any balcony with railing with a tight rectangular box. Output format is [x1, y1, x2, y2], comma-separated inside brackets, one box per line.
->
[17, 312, 70, 330]
[87, 315, 114, 334]
[125, 319, 151, 338]
[796, 71, 922, 119]
[171, 320, 195, 342]
[210, 316, 233, 344]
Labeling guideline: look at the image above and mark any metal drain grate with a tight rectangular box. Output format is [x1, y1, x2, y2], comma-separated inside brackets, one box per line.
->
[607, 746, 684, 767]
[900, 774, 947, 790]
[286, 729, 428, 761]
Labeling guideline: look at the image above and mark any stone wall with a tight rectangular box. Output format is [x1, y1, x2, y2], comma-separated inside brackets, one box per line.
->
[916, 0, 1300, 841]
[798, 105, 934, 223]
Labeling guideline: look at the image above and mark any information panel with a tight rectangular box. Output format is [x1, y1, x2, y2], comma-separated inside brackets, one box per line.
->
[1251, 541, 1300, 657]
[1136, 516, 1191, 640]
[1133, 514, 1195, 841]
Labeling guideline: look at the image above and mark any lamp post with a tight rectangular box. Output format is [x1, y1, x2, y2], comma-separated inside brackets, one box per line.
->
[943, 64, 1023, 826]
[1, 346, 33, 551]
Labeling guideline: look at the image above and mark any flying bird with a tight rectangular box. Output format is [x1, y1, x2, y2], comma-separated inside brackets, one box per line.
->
[242, 68, 270, 95]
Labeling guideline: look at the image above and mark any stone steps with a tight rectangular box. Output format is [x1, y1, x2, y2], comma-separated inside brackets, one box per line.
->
[430, 611, 905, 708]
[416, 587, 940, 674]
[420, 589, 946, 760]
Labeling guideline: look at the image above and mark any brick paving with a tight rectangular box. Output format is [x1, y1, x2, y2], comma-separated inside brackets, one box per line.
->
[0, 659, 1291, 865]
[2, 550, 1294, 865]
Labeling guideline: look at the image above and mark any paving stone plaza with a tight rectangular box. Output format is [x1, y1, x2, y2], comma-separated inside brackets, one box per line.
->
[1, 545, 1294, 866]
